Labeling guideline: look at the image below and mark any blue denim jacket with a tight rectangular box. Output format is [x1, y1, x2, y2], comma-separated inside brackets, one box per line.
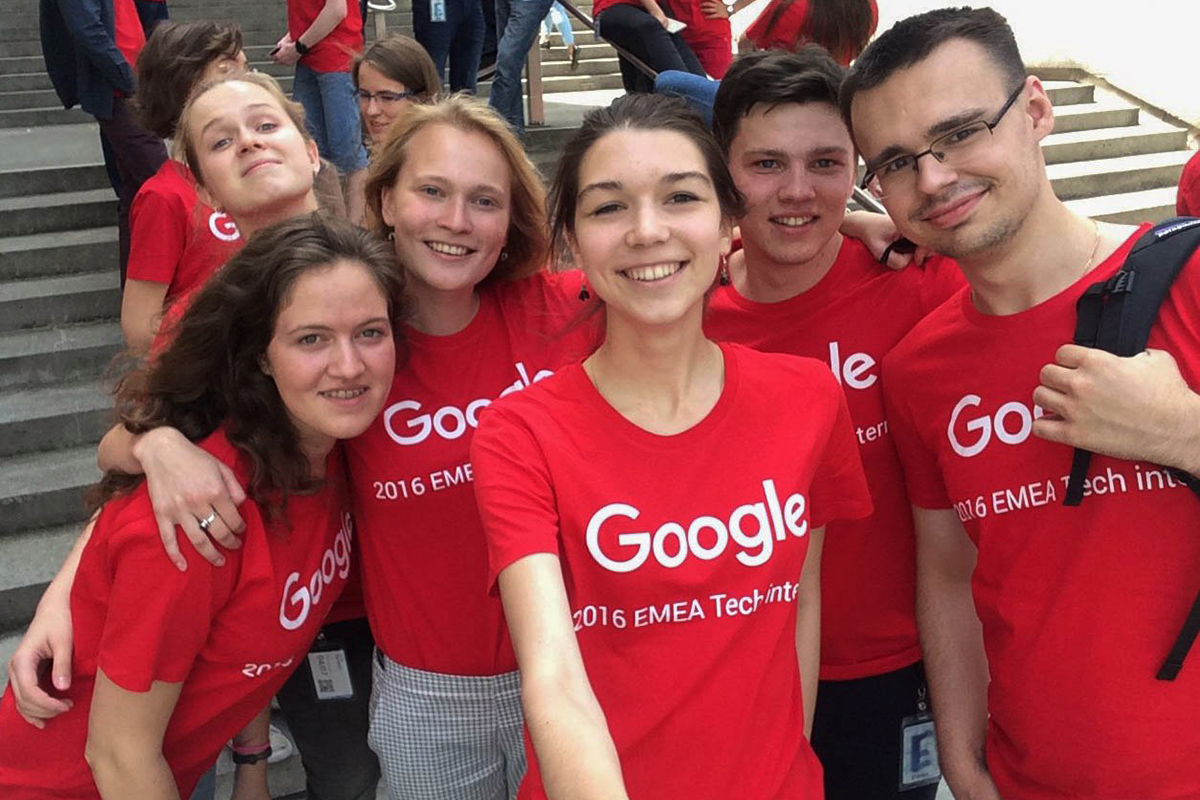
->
[40, 0, 134, 120]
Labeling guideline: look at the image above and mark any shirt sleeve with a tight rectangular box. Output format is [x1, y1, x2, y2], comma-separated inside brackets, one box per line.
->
[126, 178, 189, 286]
[470, 405, 562, 594]
[882, 355, 953, 509]
[93, 507, 236, 692]
[807, 370, 874, 529]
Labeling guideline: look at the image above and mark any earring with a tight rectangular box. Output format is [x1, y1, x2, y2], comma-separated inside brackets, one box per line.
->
[500, 249, 509, 261]
[719, 254, 730, 286]
[578, 283, 590, 302]
[387, 229, 395, 241]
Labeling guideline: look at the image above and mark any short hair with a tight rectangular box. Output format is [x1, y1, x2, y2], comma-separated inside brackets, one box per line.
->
[364, 94, 549, 284]
[95, 213, 408, 517]
[712, 46, 846, 156]
[134, 20, 244, 139]
[549, 93, 745, 265]
[840, 6, 1026, 127]
[174, 72, 310, 190]
[352, 34, 442, 101]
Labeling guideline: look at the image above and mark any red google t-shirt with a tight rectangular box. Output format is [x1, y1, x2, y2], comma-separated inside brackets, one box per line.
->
[744, 0, 878, 64]
[288, 0, 363, 72]
[0, 431, 354, 799]
[883, 226, 1200, 800]
[472, 342, 873, 800]
[127, 161, 242, 301]
[346, 271, 596, 675]
[1177, 149, 1200, 217]
[706, 235, 964, 680]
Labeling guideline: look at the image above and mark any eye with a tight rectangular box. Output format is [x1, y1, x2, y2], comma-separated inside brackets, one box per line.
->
[257, 120, 278, 133]
[209, 136, 233, 152]
[812, 158, 840, 170]
[589, 202, 622, 216]
[943, 124, 984, 146]
[358, 326, 390, 340]
[421, 185, 443, 198]
[667, 192, 699, 204]
[475, 196, 498, 208]
[753, 158, 780, 171]
[880, 155, 915, 175]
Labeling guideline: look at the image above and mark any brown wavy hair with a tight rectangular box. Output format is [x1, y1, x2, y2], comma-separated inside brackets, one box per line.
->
[363, 94, 548, 284]
[89, 214, 408, 517]
[134, 19, 244, 139]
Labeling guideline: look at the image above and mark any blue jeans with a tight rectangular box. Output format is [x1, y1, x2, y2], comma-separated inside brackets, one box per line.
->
[292, 64, 370, 175]
[489, 0, 554, 132]
[541, 2, 573, 46]
[654, 70, 719, 126]
[412, 0, 486, 93]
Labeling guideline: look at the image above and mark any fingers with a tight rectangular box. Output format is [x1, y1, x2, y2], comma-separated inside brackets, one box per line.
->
[217, 462, 247, 528]
[179, 515, 227, 568]
[8, 651, 72, 728]
[1037, 362, 1076, 393]
[1031, 415, 1072, 446]
[157, 510, 190, 571]
[49, 630, 74, 693]
[1031, 384, 1069, 418]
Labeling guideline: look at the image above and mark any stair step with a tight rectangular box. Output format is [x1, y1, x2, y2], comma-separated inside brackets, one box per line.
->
[0, 163, 110, 198]
[1052, 100, 1141, 134]
[0, 88, 71, 111]
[480, 71, 624, 98]
[0, 320, 124, 391]
[0, 106, 93, 128]
[541, 55, 620, 78]
[0, 188, 116, 237]
[1041, 120, 1190, 165]
[0, 270, 121, 332]
[0, 227, 119, 281]
[0, 524, 80, 633]
[1044, 81, 1095, 107]
[1049, 149, 1191, 201]
[0, 56, 45, 76]
[0, 444, 100, 537]
[1067, 186, 1179, 225]
[0, 379, 113, 458]
[0, 42, 43, 59]
[0, 72, 52, 93]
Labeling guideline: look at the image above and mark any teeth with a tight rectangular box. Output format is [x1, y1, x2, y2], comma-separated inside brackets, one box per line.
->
[322, 389, 366, 400]
[427, 241, 470, 256]
[774, 216, 814, 227]
[624, 262, 682, 282]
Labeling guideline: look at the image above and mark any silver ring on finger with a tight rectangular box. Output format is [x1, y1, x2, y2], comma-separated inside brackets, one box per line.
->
[197, 510, 218, 533]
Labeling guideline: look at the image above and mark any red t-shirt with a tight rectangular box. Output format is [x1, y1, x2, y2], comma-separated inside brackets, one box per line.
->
[345, 271, 596, 676]
[1177, 149, 1200, 217]
[472, 342, 873, 800]
[127, 161, 242, 302]
[593, 0, 644, 20]
[706, 236, 964, 680]
[744, 0, 878, 65]
[0, 431, 354, 800]
[112, 0, 145, 73]
[288, 0, 363, 73]
[883, 226, 1200, 800]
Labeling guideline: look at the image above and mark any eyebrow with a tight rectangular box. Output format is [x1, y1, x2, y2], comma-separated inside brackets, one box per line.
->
[577, 170, 712, 200]
[199, 103, 276, 137]
[411, 174, 506, 195]
[285, 317, 391, 335]
[867, 106, 990, 168]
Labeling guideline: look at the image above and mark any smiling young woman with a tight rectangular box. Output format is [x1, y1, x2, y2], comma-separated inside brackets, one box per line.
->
[470, 94, 873, 800]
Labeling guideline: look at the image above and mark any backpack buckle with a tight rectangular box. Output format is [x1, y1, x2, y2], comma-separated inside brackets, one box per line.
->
[1105, 271, 1136, 295]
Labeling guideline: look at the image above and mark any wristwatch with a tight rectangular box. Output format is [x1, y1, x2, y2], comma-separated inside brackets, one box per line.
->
[294, 39, 310, 56]
[231, 745, 273, 766]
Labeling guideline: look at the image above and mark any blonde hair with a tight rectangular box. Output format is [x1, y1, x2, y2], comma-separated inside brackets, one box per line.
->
[363, 94, 548, 284]
[174, 71, 310, 190]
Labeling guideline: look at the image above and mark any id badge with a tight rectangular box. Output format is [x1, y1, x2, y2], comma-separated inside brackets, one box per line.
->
[308, 644, 354, 701]
[899, 712, 941, 790]
[430, 0, 446, 22]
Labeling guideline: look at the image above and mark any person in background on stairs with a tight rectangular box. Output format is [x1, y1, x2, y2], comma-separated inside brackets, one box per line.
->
[8, 71, 382, 800]
[539, 2, 580, 71]
[272, 0, 370, 224]
[0, 213, 405, 800]
[1177, 146, 1200, 216]
[593, 0, 705, 95]
[844, 8, 1200, 799]
[353, 33, 443, 146]
[120, 20, 247, 355]
[410, 0, 486, 94]
[655, 0, 877, 124]
[40, 0, 169, 282]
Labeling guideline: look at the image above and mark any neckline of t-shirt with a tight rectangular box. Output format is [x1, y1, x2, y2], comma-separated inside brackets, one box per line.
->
[957, 223, 1150, 330]
[568, 340, 741, 450]
[403, 287, 497, 351]
[718, 234, 858, 315]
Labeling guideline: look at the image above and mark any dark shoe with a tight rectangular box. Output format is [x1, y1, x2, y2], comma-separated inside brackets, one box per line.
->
[569, 45, 580, 71]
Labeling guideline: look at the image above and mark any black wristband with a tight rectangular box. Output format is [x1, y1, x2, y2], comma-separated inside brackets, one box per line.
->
[294, 39, 310, 55]
[231, 745, 272, 766]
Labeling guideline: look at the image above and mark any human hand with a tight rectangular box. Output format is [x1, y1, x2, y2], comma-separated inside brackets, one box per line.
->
[1033, 345, 1200, 473]
[652, 9, 671, 29]
[840, 210, 928, 270]
[133, 427, 247, 570]
[272, 34, 300, 66]
[700, 0, 729, 18]
[7, 584, 75, 728]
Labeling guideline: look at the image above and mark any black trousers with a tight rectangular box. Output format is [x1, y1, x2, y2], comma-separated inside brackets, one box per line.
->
[596, 4, 703, 93]
[811, 661, 942, 800]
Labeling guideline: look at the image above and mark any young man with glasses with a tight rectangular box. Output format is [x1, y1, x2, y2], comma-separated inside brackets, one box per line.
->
[705, 48, 963, 800]
[843, 8, 1200, 800]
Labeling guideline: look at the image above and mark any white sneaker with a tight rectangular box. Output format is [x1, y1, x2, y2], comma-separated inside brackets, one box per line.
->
[268, 724, 294, 764]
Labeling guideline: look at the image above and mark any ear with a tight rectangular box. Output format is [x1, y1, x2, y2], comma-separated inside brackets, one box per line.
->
[259, 353, 273, 376]
[307, 138, 321, 176]
[718, 218, 734, 258]
[1023, 75, 1055, 142]
[379, 184, 396, 228]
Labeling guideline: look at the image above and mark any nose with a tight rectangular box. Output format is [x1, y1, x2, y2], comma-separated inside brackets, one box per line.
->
[363, 95, 381, 114]
[437, 196, 471, 234]
[777, 164, 816, 204]
[625, 201, 669, 248]
[328, 337, 366, 379]
[237, 123, 264, 153]
[914, 153, 959, 196]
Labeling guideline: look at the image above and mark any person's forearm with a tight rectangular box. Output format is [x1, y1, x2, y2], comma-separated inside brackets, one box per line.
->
[88, 749, 179, 800]
[796, 591, 820, 739]
[524, 675, 629, 800]
[41, 517, 95, 608]
[637, 0, 665, 18]
[97, 424, 143, 473]
[299, 0, 349, 49]
[229, 706, 272, 800]
[1165, 391, 1200, 475]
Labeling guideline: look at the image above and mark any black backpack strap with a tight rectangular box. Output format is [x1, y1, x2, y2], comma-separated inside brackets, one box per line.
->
[1064, 218, 1200, 506]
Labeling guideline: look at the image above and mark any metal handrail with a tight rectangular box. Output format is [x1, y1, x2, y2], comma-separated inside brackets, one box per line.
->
[852, 186, 887, 214]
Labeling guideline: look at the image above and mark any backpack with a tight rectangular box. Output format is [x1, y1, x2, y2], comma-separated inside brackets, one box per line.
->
[1065, 216, 1200, 681]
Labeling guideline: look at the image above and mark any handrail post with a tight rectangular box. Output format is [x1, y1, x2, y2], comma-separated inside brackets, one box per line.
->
[526, 40, 546, 126]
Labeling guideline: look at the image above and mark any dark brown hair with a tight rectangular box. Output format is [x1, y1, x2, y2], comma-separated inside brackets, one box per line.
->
[363, 94, 548, 284]
[134, 20, 243, 139]
[750, 0, 873, 64]
[548, 93, 745, 261]
[352, 34, 442, 101]
[91, 214, 407, 516]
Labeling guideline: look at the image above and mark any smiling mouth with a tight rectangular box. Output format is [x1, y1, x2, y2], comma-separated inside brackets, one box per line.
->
[919, 188, 987, 225]
[425, 241, 473, 257]
[621, 262, 685, 282]
[320, 388, 368, 400]
[771, 215, 816, 228]
[243, 159, 280, 176]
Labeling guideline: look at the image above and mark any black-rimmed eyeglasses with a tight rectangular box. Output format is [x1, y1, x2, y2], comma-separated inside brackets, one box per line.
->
[355, 89, 417, 105]
[860, 84, 1026, 199]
